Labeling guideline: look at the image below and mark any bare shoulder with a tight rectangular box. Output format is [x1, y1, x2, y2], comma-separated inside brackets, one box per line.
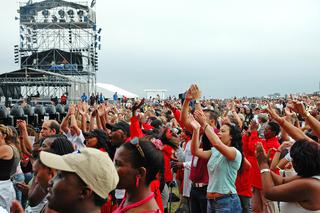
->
[0, 144, 13, 159]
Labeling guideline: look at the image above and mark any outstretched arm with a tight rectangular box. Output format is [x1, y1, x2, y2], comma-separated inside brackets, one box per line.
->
[194, 109, 237, 161]
[189, 115, 211, 160]
[256, 143, 312, 202]
[289, 100, 320, 141]
[265, 103, 314, 142]
[180, 88, 193, 132]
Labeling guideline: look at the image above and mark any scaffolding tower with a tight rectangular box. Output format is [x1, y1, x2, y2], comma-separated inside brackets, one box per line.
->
[15, 0, 100, 99]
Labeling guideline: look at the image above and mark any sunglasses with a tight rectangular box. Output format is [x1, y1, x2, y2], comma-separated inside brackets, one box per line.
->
[130, 137, 145, 158]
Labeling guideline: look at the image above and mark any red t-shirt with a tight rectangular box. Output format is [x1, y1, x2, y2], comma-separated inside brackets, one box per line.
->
[235, 165, 252, 197]
[130, 116, 144, 138]
[60, 95, 67, 104]
[162, 145, 173, 182]
[101, 194, 117, 213]
[189, 130, 218, 185]
[243, 131, 280, 189]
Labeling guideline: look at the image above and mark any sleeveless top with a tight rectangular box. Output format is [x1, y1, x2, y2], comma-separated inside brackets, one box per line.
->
[280, 176, 320, 213]
[0, 146, 14, 180]
[9, 145, 21, 176]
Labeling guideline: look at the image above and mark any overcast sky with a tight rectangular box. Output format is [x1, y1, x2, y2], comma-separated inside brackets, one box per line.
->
[1, 0, 320, 98]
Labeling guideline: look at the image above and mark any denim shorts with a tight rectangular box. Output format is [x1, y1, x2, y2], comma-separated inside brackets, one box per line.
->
[207, 194, 242, 213]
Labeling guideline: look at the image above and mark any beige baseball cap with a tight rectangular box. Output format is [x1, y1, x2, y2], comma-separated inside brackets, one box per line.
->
[40, 148, 119, 199]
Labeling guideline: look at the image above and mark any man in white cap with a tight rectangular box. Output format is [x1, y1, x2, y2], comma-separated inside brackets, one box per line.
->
[39, 148, 119, 213]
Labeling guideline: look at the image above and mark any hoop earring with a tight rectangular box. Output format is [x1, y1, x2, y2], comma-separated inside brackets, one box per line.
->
[136, 176, 140, 188]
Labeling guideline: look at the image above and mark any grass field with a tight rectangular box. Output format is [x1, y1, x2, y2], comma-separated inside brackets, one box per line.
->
[169, 186, 180, 212]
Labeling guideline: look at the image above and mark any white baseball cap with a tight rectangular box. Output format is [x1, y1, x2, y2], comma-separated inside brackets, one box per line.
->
[40, 148, 119, 199]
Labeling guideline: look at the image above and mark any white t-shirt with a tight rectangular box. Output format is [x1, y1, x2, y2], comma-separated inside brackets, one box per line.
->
[64, 130, 86, 150]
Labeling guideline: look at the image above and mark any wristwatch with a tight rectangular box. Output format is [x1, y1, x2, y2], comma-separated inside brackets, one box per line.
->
[260, 168, 270, 174]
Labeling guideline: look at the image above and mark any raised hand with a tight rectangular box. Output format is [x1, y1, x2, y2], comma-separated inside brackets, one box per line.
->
[132, 98, 145, 112]
[278, 141, 294, 152]
[226, 101, 235, 111]
[188, 114, 201, 130]
[190, 84, 201, 100]
[97, 104, 106, 117]
[221, 116, 232, 125]
[249, 120, 259, 132]
[91, 105, 98, 117]
[284, 107, 294, 117]
[193, 109, 206, 127]
[68, 104, 76, 115]
[78, 103, 86, 116]
[164, 101, 174, 110]
[255, 142, 268, 166]
[287, 100, 308, 117]
[265, 103, 282, 123]
[185, 87, 193, 101]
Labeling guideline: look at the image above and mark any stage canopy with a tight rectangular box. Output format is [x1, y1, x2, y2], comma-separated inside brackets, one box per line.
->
[0, 68, 84, 99]
[96, 83, 139, 99]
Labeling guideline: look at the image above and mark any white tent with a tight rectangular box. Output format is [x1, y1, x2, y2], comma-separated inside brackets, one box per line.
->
[96, 83, 139, 99]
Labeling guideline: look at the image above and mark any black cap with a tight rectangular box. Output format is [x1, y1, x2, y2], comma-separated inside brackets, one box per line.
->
[105, 121, 130, 137]
[83, 129, 108, 142]
[151, 119, 162, 129]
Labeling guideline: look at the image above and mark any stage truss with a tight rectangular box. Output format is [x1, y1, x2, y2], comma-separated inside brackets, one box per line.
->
[14, 0, 101, 98]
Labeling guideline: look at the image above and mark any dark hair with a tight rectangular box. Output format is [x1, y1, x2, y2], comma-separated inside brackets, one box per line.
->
[305, 131, 318, 142]
[49, 120, 60, 134]
[268, 121, 281, 136]
[150, 127, 179, 150]
[224, 123, 244, 172]
[203, 109, 219, 124]
[50, 137, 75, 155]
[94, 130, 111, 152]
[290, 140, 320, 177]
[202, 134, 212, 151]
[122, 138, 164, 185]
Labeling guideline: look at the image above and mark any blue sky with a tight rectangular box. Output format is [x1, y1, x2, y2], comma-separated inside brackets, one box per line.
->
[1, 0, 320, 98]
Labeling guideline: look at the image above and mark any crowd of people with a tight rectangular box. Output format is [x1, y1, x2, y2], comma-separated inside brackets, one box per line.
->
[0, 84, 320, 213]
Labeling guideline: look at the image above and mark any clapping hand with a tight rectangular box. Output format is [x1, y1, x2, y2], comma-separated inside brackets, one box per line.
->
[188, 114, 201, 130]
[255, 142, 269, 167]
[190, 84, 201, 100]
[164, 101, 174, 111]
[193, 110, 207, 127]
[132, 98, 145, 112]
[264, 103, 282, 123]
[287, 100, 308, 117]
[68, 104, 76, 116]
[186, 84, 202, 101]
[249, 120, 259, 132]
[278, 141, 294, 152]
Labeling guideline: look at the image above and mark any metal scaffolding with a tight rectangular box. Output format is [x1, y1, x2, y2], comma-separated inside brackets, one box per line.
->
[14, 0, 100, 98]
[0, 68, 86, 100]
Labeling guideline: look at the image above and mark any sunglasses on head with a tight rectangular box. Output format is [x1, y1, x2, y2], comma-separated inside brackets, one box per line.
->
[130, 137, 145, 158]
